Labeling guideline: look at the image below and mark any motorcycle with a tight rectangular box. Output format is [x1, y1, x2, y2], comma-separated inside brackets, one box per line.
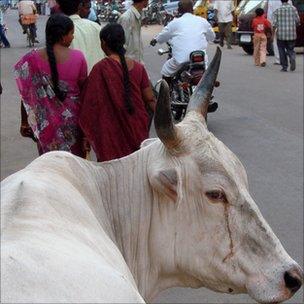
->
[98, 1, 124, 23]
[144, 2, 163, 25]
[98, 2, 111, 22]
[154, 43, 219, 121]
[160, 9, 174, 26]
[108, 9, 121, 23]
[160, 5, 178, 26]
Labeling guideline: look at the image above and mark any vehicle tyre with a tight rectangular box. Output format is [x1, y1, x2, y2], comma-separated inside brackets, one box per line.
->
[241, 44, 253, 55]
[173, 107, 183, 121]
[231, 32, 237, 45]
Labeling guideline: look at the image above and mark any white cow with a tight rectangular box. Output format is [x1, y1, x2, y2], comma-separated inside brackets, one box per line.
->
[1, 48, 303, 303]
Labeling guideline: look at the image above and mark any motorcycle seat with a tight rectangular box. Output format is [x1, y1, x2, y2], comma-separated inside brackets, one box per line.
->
[172, 50, 206, 79]
[172, 61, 191, 79]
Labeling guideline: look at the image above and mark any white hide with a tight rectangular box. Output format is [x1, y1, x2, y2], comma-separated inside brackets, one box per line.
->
[1, 155, 145, 303]
[1, 112, 302, 303]
[140, 138, 158, 148]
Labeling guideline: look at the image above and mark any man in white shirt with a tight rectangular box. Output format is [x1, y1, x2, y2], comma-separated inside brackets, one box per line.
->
[150, 0, 215, 78]
[57, 0, 104, 72]
[213, 0, 234, 49]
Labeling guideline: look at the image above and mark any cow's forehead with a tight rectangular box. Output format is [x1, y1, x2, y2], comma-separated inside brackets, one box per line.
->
[179, 115, 247, 185]
[195, 135, 244, 177]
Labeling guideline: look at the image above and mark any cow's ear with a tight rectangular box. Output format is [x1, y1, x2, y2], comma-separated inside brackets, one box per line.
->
[149, 168, 180, 201]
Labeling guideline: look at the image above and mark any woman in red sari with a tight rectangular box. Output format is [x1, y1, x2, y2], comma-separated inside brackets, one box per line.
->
[79, 23, 156, 162]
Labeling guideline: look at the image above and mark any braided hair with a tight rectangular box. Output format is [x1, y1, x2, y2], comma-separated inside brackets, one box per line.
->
[45, 14, 74, 102]
[100, 23, 134, 115]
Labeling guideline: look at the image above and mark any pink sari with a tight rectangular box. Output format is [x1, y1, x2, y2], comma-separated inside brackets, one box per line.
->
[14, 50, 87, 157]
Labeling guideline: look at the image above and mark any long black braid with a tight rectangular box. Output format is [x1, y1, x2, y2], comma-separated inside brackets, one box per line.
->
[100, 23, 134, 115]
[45, 14, 74, 102]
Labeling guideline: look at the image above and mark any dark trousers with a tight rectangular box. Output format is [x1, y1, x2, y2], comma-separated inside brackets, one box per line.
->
[18, 18, 37, 39]
[277, 39, 296, 70]
[218, 22, 232, 47]
[36, 3, 42, 14]
[0, 24, 10, 47]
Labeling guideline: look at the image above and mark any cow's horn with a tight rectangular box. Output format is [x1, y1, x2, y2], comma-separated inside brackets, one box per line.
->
[154, 80, 180, 150]
[187, 47, 222, 115]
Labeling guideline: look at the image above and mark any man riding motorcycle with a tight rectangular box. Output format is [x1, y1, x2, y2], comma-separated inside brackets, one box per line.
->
[18, 0, 39, 43]
[150, 0, 215, 84]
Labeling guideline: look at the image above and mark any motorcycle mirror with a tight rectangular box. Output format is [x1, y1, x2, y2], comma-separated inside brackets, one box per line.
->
[158, 48, 166, 55]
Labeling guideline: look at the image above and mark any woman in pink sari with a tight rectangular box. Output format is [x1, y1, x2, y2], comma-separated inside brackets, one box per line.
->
[14, 14, 88, 157]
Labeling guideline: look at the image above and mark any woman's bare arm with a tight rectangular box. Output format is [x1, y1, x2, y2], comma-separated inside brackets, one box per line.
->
[142, 85, 156, 112]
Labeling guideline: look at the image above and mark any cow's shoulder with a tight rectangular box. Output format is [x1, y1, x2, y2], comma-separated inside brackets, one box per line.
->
[1, 152, 96, 232]
[29, 151, 86, 173]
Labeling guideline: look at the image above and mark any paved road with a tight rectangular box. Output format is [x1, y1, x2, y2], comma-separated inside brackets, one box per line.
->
[1, 9, 303, 304]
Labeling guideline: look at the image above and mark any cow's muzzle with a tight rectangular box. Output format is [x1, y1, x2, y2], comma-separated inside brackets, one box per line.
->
[284, 266, 303, 294]
[246, 263, 303, 304]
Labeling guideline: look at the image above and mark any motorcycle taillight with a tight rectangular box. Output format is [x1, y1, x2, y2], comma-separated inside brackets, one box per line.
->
[180, 82, 190, 90]
[192, 55, 204, 63]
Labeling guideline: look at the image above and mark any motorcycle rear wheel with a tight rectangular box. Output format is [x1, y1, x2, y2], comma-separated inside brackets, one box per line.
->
[172, 107, 184, 121]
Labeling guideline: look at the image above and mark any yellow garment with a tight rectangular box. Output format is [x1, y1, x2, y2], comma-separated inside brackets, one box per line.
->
[20, 14, 38, 25]
[69, 15, 105, 73]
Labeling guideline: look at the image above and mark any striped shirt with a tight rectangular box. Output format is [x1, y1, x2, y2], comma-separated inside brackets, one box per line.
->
[118, 6, 144, 63]
[69, 15, 105, 73]
[272, 3, 300, 40]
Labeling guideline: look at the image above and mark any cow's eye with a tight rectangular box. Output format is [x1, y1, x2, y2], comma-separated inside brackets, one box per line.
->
[205, 190, 227, 202]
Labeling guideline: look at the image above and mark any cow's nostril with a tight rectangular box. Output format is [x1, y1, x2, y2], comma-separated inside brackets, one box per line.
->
[284, 271, 302, 293]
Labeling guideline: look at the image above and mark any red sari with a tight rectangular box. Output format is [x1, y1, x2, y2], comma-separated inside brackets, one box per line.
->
[79, 58, 150, 162]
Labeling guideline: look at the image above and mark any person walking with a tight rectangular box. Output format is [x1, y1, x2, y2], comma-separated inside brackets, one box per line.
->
[117, 0, 148, 63]
[267, 0, 291, 65]
[18, 0, 39, 43]
[79, 23, 156, 162]
[272, 0, 300, 72]
[213, 0, 235, 49]
[34, 0, 42, 14]
[57, 0, 104, 72]
[14, 14, 89, 157]
[251, 8, 272, 67]
[87, 1, 99, 23]
[46, 0, 61, 15]
[0, 7, 10, 48]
